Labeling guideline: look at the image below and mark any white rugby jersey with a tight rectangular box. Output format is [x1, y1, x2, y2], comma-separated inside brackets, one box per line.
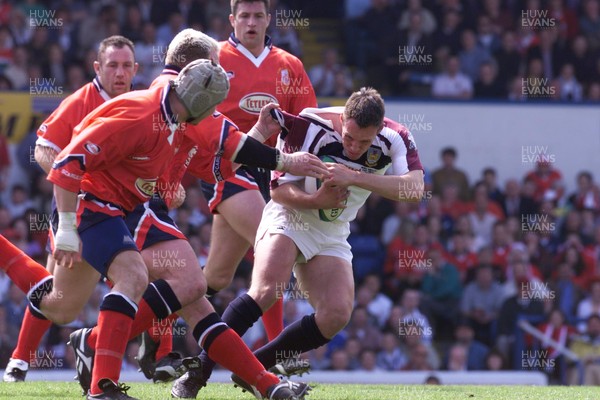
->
[269, 107, 423, 226]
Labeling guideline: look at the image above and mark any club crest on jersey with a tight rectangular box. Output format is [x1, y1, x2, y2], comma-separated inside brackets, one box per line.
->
[239, 93, 278, 115]
[226, 71, 235, 79]
[279, 68, 290, 86]
[134, 177, 157, 198]
[406, 130, 417, 150]
[366, 147, 382, 167]
[83, 142, 101, 155]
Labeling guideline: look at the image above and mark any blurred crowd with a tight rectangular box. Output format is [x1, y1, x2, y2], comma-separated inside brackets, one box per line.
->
[0, 0, 599, 100]
[1, 0, 599, 385]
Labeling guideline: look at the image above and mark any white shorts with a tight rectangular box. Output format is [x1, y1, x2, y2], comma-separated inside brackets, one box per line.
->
[256, 201, 353, 264]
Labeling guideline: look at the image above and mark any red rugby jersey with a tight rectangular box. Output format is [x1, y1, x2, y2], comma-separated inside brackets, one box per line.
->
[217, 35, 317, 147]
[36, 77, 111, 152]
[48, 84, 186, 211]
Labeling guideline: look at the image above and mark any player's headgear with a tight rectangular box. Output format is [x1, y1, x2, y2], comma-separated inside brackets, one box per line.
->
[170, 59, 229, 122]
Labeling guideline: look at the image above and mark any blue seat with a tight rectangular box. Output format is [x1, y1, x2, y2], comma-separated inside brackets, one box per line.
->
[347, 234, 384, 281]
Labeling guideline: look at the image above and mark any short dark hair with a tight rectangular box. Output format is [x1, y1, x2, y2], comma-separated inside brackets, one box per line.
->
[98, 35, 135, 62]
[343, 87, 385, 129]
[441, 147, 457, 158]
[231, 0, 270, 16]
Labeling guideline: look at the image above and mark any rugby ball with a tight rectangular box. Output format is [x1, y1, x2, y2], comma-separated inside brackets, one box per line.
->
[304, 155, 347, 222]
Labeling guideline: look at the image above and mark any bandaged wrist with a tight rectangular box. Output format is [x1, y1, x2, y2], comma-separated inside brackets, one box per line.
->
[58, 212, 77, 230]
[247, 125, 268, 143]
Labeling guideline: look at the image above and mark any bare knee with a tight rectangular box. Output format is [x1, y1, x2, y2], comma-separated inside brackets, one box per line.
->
[206, 271, 233, 292]
[247, 282, 278, 312]
[315, 302, 354, 338]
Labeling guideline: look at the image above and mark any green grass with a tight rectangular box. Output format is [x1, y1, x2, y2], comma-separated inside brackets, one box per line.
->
[0, 382, 597, 400]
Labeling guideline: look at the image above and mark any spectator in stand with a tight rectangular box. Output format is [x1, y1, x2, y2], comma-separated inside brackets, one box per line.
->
[474, 60, 505, 98]
[580, 0, 600, 50]
[3, 283, 27, 351]
[359, 350, 380, 371]
[270, 23, 302, 58]
[446, 232, 479, 282]
[421, 247, 462, 339]
[0, 305, 11, 367]
[307, 345, 330, 371]
[498, 179, 539, 219]
[568, 314, 600, 385]
[526, 29, 564, 80]
[459, 29, 493, 82]
[381, 201, 413, 246]
[343, 338, 363, 370]
[556, 62, 584, 101]
[452, 322, 490, 370]
[493, 31, 522, 90]
[64, 64, 88, 93]
[481, 168, 504, 205]
[329, 349, 351, 371]
[588, 82, 600, 100]
[461, 265, 504, 346]
[5, 185, 34, 220]
[376, 332, 406, 370]
[485, 348, 507, 370]
[549, 0, 580, 41]
[77, 5, 118, 55]
[524, 161, 564, 203]
[43, 44, 67, 87]
[496, 278, 546, 362]
[400, 289, 433, 344]
[434, 10, 463, 54]
[308, 48, 353, 97]
[401, 342, 434, 371]
[445, 344, 468, 370]
[345, 307, 382, 352]
[156, 11, 187, 45]
[353, 193, 395, 236]
[490, 221, 513, 272]
[568, 171, 600, 212]
[134, 22, 163, 87]
[3, 45, 27, 90]
[431, 55, 473, 99]
[360, 274, 393, 328]
[482, 0, 513, 32]
[556, 237, 593, 289]
[432, 147, 471, 202]
[476, 15, 501, 54]
[551, 262, 585, 319]
[576, 279, 600, 332]
[467, 184, 501, 249]
[534, 308, 576, 383]
[398, 0, 437, 35]
[121, 4, 144, 43]
[507, 75, 527, 101]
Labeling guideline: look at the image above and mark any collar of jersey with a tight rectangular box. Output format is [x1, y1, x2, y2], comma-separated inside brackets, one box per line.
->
[160, 84, 179, 128]
[92, 76, 112, 101]
[228, 33, 273, 49]
[162, 64, 181, 76]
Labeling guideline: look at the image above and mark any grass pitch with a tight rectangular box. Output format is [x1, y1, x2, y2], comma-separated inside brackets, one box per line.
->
[0, 382, 598, 400]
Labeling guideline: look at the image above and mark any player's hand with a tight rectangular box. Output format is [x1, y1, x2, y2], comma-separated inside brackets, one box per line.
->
[325, 163, 358, 187]
[53, 212, 82, 268]
[279, 152, 330, 179]
[169, 183, 186, 209]
[313, 179, 350, 209]
[253, 103, 283, 141]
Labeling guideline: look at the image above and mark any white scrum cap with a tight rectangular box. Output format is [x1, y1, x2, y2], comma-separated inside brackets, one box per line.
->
[170, 59, 229, 122]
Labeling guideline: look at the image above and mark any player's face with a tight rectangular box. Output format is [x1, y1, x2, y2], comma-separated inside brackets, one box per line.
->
[95, 45, 138, 98]
[340, 117, 379, 161]
[230, 2, 271, 53]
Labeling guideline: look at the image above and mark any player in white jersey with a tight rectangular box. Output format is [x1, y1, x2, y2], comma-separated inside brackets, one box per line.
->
[215, 87, 425, 387]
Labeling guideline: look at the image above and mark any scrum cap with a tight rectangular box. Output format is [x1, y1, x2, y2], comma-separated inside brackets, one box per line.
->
[170, 59, 229, 122]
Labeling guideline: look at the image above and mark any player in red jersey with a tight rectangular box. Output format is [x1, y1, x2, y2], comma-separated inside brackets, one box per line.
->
[2, 36, 145, 384]
[0, 59, 318, 400]
[179, 1, 317, 395]
[66, 30, 319, 400]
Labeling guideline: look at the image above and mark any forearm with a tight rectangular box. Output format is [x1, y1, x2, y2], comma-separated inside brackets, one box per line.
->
[232, 136, 280, 170]
[271, 182, 317, 209]
[34, 145, 58, 174]
[54, 185, 79, 213]
[350, 169, 424, 201]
